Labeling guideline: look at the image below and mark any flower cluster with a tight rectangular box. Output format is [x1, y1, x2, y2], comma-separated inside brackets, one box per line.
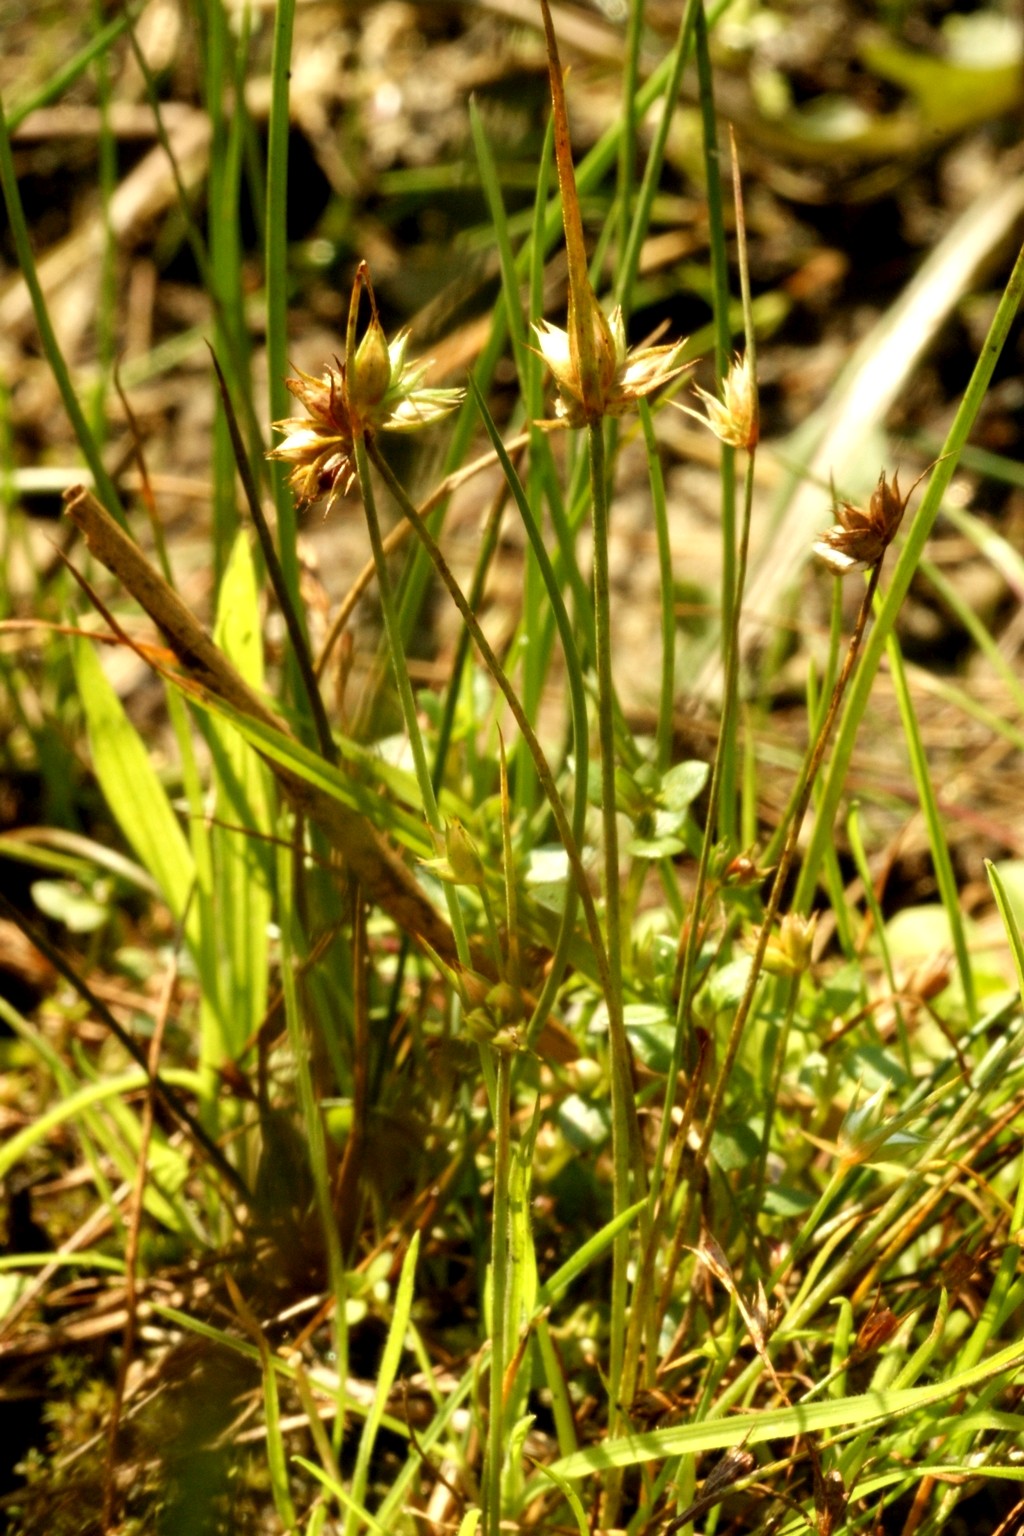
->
[813, 468, 915, 576]
[533, 305, 688, 427]
[268, 262, 463, 514]
[533, 0, 688, 428]
[268, 362, 357, 514]
[676, 352, 759, 451]
[753, 911, 818, 978]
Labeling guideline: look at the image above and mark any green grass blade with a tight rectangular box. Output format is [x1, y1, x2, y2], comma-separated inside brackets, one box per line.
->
[469, 99, 529, 391]
[344, 1231, 420, 1536]
[639, 400, 674, 771]
[374, 1356, 478, 1527]
[292, 1460, 386, 1536]
[985, 859, 1024, 1009]
[265, 0, 300, 607]
[694, 2, 738, 841]
[921, 554, 1024, 718]
[262, 1330, 300, 1533]
[209, 532, 273, 1065]
[0, 1067, 201, 1183]
[534, 1197, 647, 1311]
[179, 685, 438, 856]
[73, 638, 197, 944]
[0, 1251, 126, 1276]
[847, 801, 910, 1071]
[205, 0, 249, 579]
[552, 1332, 1024, 1480]
[5, 10, 130, 131]
[90, 0, 117, 445]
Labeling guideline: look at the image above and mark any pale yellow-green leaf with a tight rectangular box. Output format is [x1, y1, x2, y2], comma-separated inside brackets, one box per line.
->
[207, 531, 273, 1062]
[73, 638, 196, 944]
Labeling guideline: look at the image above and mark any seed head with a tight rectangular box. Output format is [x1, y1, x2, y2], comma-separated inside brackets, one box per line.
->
[813, 467, 923, 575]
[533, 305, 688, 427]
[677, 352, 759, 450]
[347, 306, 392, 418]
[534, 0, 686, 426]
[268, 362, 357, 514]
[268, 261, 464, 513]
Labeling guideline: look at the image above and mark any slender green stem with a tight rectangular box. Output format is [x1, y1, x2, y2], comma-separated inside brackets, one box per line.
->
[484, 1048, 512, 1536]
[367, 437, 606, 995]
[795, 236, 1024, 910]
[353, 434, 471, 970]
[587, 418, 643, 1498]
[695, 4, 736, 841]
[452, 395, 590, 1044]
[623, 451, 757, 1419]
[588, 428, 623, 1027]
[276, 839, 348, 1465]
[654, 447, 757, 1214]
[616, 0, 643, 293]
[265, 0, 299, 604]
[748, 973, 800, 1222]
[91, 0, 116, 448]
[639, 401, 675, 774]
[615, 0, 700, 312]
[685, 562, 883, 1212]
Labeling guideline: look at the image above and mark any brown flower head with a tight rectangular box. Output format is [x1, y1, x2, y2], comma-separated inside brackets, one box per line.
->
[534, 0, 686, 426]
[268, 362, 356, 515]
[813, 466, 927, 576]
[269, 261, 463, 513]
[533, 306, 688, 427]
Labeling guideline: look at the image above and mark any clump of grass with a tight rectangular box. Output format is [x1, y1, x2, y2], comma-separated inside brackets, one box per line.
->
[2, 4, 1024, 1535]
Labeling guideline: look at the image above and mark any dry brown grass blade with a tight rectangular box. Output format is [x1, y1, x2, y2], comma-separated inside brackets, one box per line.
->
[62, 484, 460, 966]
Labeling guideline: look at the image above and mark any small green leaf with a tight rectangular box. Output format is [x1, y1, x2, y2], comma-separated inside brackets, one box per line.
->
[704, 955, 753, 1011]
[661, 759, 710, 811]
[762, 1184, 816, 1217]
[30, 879, 109, 934]
[557, 1093, 611, 1152]
[627, 833, 686, 860]
[623, 1004, 674, 1072]
[711, 1119, 761, 1172]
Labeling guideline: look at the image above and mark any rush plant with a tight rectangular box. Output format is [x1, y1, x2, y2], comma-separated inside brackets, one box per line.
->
[1, 4, 1023, 1535]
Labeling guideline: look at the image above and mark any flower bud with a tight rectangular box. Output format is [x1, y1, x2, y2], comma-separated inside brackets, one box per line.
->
[348, 313, 392, 417]
[759, 911, 818, 977]
[485, 980, 520, 1018]
[444, 818, 486, 888]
